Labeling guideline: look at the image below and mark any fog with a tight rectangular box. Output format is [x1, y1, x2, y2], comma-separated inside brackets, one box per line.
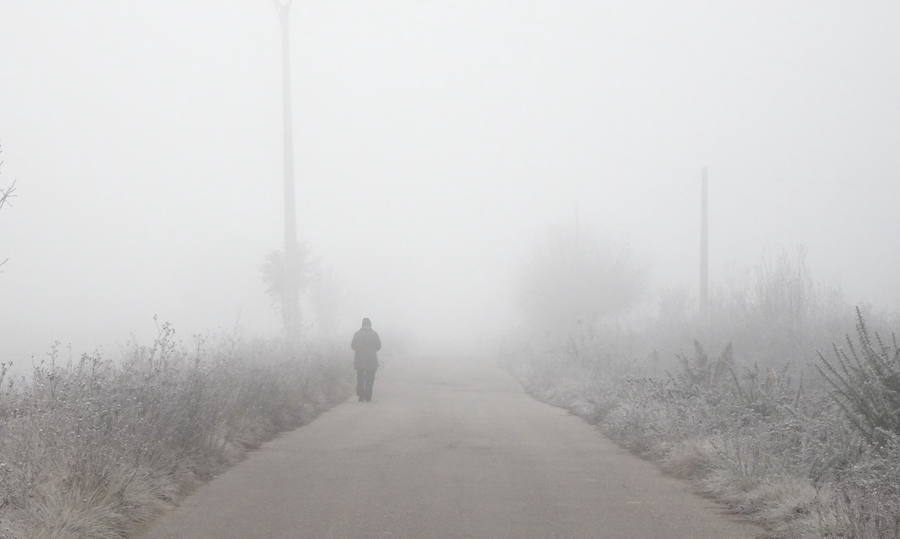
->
[2, 1, 900, 363]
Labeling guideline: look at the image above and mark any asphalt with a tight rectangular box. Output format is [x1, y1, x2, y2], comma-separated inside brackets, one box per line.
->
[140, 357, 762, 539]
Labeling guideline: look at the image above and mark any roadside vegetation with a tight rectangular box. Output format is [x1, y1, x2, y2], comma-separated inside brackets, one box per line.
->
[0, 322, 352, 538]
[505, 232, 900, 538]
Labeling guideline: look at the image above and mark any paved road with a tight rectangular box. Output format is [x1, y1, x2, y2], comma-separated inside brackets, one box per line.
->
[141, 358, 761, 539]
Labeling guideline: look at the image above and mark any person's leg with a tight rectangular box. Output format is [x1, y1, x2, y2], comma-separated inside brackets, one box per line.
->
[365, 367, 377, 401]
[360, 369, 369, 402]
[356, 369, 365, 401]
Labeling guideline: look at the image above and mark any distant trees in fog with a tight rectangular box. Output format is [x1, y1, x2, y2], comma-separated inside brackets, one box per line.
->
[309, 267, 343, 337]
[261, 241, 314, 325]
[519, 225, 643, 335]
[260, 243, 343, 337]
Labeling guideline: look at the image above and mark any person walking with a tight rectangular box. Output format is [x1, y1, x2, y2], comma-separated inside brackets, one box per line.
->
[351, 317, 381, 402]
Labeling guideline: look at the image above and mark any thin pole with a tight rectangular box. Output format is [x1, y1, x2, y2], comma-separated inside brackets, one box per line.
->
[700, 167, 709, 319]
[276, 0, 299, 338]
[574, 201, 580, 249]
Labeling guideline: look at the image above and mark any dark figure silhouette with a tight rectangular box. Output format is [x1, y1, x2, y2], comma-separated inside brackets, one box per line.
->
[351, 318, 381, 402]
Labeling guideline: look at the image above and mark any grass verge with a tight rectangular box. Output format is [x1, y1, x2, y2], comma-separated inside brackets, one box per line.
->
[504, 319, 900, 538]
[0, 322, 352, 539]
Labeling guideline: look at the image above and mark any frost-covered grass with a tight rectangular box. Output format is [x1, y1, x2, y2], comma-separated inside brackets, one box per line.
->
[0, 321, 352, 539]
[505, 251, 900, 537]
[505, 318, 900, 538]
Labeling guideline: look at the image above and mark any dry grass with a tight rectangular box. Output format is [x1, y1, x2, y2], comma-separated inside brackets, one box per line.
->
[508, 326, 900, 538]
[505, 252, 900, 537]
[0, 321, 352, 538]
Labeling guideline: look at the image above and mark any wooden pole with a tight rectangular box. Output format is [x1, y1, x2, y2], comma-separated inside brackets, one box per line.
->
[700, 167, 709, 319]
[275, 0, 300, 339]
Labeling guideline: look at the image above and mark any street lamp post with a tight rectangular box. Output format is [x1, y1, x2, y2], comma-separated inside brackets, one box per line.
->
[274, 0, 300, 339]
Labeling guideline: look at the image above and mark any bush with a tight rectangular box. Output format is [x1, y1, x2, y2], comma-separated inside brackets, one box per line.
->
[502, 308, 892, 537]
[818, 432, 900, 538]
[0, 322, 352, 538]
[502, 247, 900, 537]
[817, 309, 900, 444]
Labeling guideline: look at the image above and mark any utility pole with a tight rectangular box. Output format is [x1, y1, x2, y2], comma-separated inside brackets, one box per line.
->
[274, 0, 300, 339]
[574, 201, 580, 249]
[699, 167, 709, 320]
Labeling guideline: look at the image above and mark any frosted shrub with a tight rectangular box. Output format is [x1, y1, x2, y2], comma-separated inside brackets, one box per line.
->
[818, 309, 900, 443]
[0, 324, 351, 538]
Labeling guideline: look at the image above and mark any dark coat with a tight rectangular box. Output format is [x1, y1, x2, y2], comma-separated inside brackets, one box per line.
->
[351, 327, 381, 370]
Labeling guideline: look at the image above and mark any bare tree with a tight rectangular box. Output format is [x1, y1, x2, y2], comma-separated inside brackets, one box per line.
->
[0, 145, 16, 269]
[261, 242, 314, 320]
[0, 181, 14, 213]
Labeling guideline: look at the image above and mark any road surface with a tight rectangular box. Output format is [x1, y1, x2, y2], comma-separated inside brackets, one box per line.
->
[141, 357, 761, 539]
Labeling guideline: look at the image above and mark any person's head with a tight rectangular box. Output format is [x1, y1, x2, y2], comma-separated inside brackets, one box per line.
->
[361, 317, 372, 329]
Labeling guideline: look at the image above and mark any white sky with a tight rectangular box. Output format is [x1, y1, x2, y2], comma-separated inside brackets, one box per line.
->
[1, 1, 899, 361]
